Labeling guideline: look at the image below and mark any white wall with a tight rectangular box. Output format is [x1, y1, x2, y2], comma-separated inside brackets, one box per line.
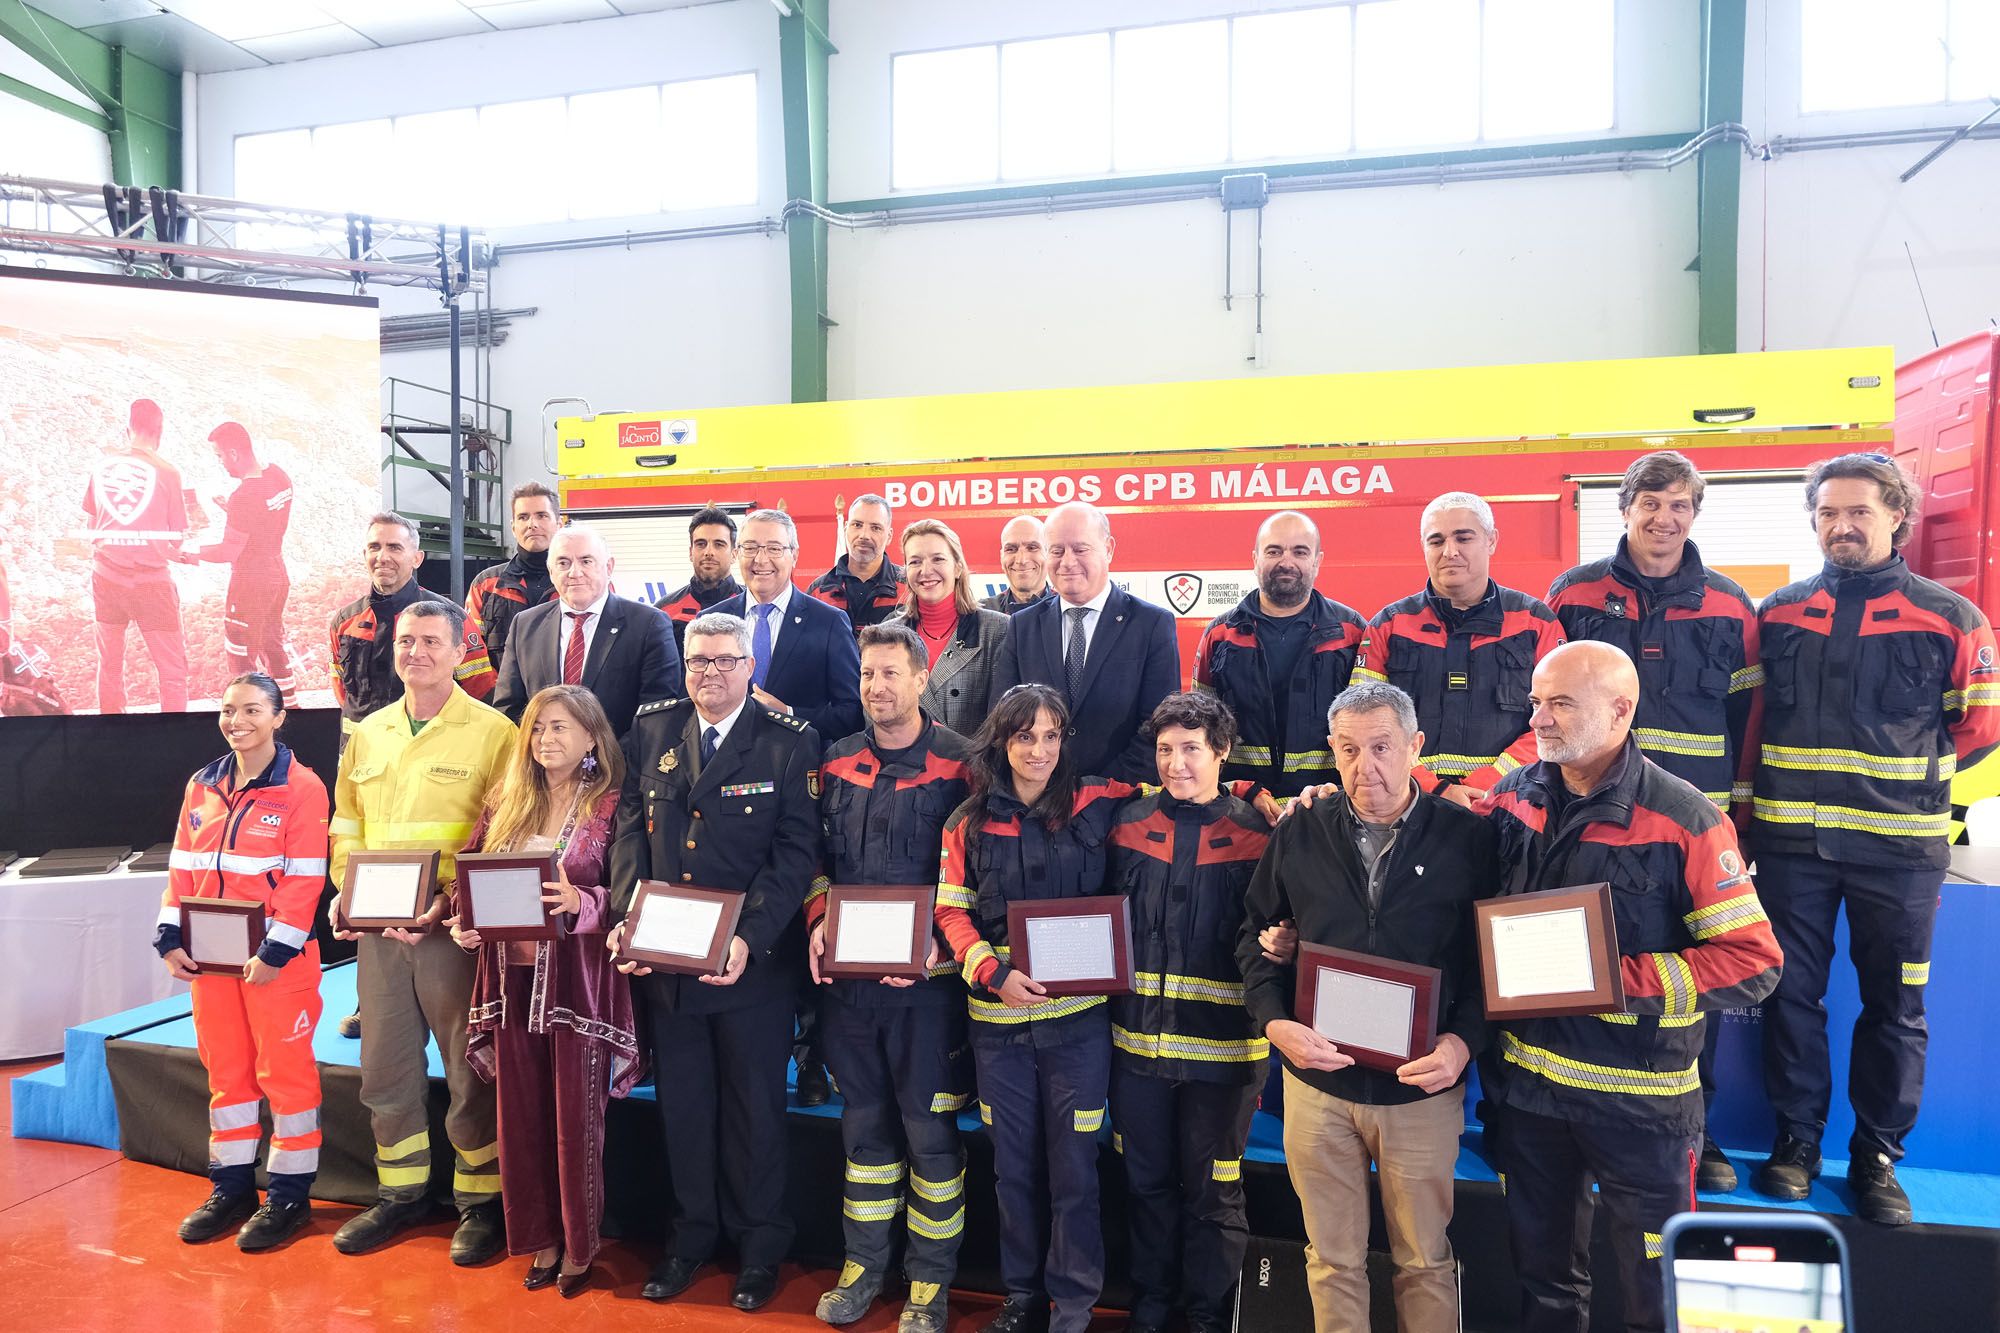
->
[1738, 0, 2000, 365]
[196, 0, 792, 488]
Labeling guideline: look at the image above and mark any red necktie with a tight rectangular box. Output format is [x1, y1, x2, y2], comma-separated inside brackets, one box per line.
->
[563, 611, 592, 685]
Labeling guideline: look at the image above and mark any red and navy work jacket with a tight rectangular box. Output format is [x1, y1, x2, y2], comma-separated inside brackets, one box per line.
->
[1192, 590, 1366, 796]
[937, 777, 1140, 1031]
[155, 745, 331, 969]
[655, 574, 743, 652]
[1482, 739, 1783, 1134]
[807, 716, 971, 1009]
[1547, 539, 1762, 815]
[1352, 580, 1565, 791]
[459, 551, 554, 699]
[809, 556, 906, 630]
[1753, 556, 2000, 869]
[328, 580, 426, 734]
[1107, 791, 1271, 1084]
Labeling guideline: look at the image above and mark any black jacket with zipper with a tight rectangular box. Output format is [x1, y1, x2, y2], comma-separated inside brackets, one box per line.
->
[1236, 786, 1499, 1105]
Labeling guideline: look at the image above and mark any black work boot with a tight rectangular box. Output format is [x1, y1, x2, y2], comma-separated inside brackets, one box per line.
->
[1752, 1135, 1822, 1201]
[815, 1262, 884, 1325]
[1697, 1137, 1738, 1193]
[451, 1201, 506, 1265]
[178, 1188, 257, 1243]
[237, 1199, 311, 1251]
[332, 1196, 433, 1254]
[1848, 1151, 1913, 1226]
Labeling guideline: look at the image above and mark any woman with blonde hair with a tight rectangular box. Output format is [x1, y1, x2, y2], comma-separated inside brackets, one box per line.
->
[449, 683, 640, 1297]
[889, 517, 1010, 734]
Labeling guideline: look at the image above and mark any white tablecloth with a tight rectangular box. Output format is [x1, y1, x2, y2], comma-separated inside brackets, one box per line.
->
[0, 862, 188, 1059]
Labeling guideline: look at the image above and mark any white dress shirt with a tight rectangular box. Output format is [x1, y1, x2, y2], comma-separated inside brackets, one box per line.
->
[1056, 583, 1115, 661]
[747, 582, 794, 658]
[695, 694, 753, 752]
[557, 588, 612, 673]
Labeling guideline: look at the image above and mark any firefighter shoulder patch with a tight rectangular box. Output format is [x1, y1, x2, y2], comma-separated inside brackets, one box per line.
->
[806, 768, 821, 799]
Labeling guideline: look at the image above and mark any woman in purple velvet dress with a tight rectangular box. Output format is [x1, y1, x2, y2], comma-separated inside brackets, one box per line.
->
[449, 683, 640, 1297]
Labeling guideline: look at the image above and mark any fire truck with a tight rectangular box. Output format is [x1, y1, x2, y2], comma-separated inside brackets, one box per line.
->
[550, 333, 2000, 807]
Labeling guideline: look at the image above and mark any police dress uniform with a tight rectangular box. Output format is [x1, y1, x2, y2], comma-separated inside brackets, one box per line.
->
[807, 716, 974, 1310]
[330, 685, 516, 1214]
[155, 744, 329, 1206]
[1105, 789, 1272, 1333]
[610, 695, 823, 1272]
[1482, 738, 1782, 1333]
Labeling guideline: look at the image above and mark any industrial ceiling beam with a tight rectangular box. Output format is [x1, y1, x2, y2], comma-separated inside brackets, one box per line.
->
[778, 0, 831, 404]
[1696, 0, 1747, 355]
[0, 0, 179, 189]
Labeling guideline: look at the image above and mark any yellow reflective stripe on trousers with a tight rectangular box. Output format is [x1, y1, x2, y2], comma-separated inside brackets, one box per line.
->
[1634, 727, 1726, 759]
[909, 1171, 965, 1203]
[1211, 1158, 1243, 1182]
[1073, 1106, 1105, 1132]
[845, 1159, 906, 1184]
[930, 1090, 972, 1114]
[967, 992, 1106, 1024]
[907, 1207, 965, 1240]
[1902, 961, 1931, 985]
[377, 1129, 429, 1161]
[1644, 1231, 1663, 1259]
[1729, 665, 1765, 693]
[1111, 1024, 1271, 1064]
[1130, 970, 1247, 1005]
[454, 1139, 499, 1167]
[842, 1197, 904, 1222]
[453, 1169, 500, 1195]
[1683, 892, 1769, 941]
[377, 1163, 429, 1187]
[1498, 1031, 1700, 1096]
[1752, 799, 1950, 838]
[1760, 744, 1937, 782]
[978, 1102, 992, 1126]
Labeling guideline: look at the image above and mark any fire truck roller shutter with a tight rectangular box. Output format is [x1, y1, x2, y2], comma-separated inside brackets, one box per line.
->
[586, 506, 752, 608]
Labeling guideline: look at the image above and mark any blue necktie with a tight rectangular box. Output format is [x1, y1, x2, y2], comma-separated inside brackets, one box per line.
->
[702, 725, 720, 763]
[751, 602, 776, 687]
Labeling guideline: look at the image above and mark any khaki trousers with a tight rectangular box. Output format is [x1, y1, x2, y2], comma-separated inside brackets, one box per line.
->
[1280, 1070, 1462, 1333]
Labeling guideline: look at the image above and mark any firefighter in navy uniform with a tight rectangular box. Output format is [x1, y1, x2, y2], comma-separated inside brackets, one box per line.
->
[329, 514, 433, 743]
[1749, 453, 2000, 1225]
[1544, 450, 1762, 1192]
[1352, 491, 1564, 805]
[1481, 642, 1782, 1333]
[810, 494, 906, 629]
[654, 505, 745, 653]
[1106, 691, 1273, 1333]
[1192, 511, 1365, 797]
[458, 481, 559, 700]
[608, 610, 823, 1315]
[805, 622, 973, 1333]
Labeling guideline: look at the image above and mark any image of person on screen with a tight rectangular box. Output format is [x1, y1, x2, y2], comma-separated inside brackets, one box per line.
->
[448, 684, 641, 1298]
[0, 558, 68, 716]
[180, 422, 302, 708]
[606, 611, 823, 1315]
[1105, 690, 1274, 1333]
[1237, 680, 1497, 1333]
[1478, 641, 1781, 1333]
[803, 621, 974, 1332]
[73, 397, 191, 712]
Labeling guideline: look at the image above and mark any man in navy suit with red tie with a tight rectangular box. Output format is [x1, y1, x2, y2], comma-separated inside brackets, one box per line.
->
[991, 501, 1181, 783]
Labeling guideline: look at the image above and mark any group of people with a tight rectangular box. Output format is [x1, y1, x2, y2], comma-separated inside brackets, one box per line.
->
[149, 447, 1996, 1333]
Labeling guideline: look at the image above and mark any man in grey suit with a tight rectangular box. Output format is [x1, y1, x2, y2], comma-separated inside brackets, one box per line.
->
[990, 501, 1180, 782]
[492, 524, 681, 737]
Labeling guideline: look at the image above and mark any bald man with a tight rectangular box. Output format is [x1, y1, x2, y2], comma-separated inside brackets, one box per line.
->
[1193, 511, 1366, 795]
[492, 524, 680, 736]
[1479, 641, 1782, 1333]
[981, 515, 1053, 614]
[991, 501, 1179, 781]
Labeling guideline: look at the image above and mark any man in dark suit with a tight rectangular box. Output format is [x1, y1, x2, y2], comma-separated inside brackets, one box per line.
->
[711, 507, 864, 745]
[492, 523, 680, 736]
[609, 610, 822, 1314]
[992, 501, 1180, 782]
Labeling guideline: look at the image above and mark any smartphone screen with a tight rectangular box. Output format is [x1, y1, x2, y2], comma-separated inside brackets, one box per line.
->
[1670, 1222, 1847, 1332]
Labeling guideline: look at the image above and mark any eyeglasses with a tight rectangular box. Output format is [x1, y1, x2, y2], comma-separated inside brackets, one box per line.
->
[740, 542, 796, 559]
[1858, 452, 1892, 465]
[687, 654, 748, 675]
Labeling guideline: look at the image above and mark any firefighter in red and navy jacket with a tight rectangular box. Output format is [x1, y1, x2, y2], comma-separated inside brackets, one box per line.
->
[810, 495, 906, 630]
[1351, 492, 1564, 804]
[803, 622, 973, 1333]
[1480, 642, 1782, 1333]
[457, 481, 559, 700]
[1192, 511, 1365, 797]
[1748, 454, 2000, 1225]
[331, 515, 437, 740]
[1106, 691, 1272, 1333]
[153, 673, 329, 1253]
[1544, 451, 1762, 1193]
[653, 506, 746, 653]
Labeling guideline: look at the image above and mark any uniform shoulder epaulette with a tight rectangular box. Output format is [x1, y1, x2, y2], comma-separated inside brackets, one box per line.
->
[764, 707, 809, 731]
[635, 697, 688, 718]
